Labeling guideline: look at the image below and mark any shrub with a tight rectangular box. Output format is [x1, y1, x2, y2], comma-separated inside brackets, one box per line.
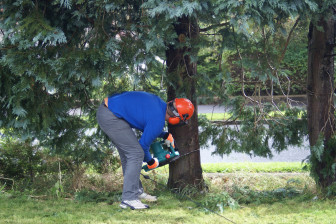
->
[0, 138, 45, 180]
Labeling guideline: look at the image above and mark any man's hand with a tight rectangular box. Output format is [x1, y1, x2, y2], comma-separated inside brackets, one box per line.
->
[147, 158, 159, 170]
[164, 133, 175, 148]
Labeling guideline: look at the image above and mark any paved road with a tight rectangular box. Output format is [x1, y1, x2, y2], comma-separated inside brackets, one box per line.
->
[197, 105, 310, 163]
[198, 104, 227, 113]
[200, 143, 310, 163]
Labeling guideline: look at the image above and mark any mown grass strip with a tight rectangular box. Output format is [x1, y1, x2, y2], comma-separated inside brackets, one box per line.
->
[199, 111, 305, 121]
[199, 113, 230, 120]
[202, 162, 309, 173]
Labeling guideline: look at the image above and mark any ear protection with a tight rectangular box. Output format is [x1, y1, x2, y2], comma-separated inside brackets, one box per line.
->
[168, 117, 182, 125]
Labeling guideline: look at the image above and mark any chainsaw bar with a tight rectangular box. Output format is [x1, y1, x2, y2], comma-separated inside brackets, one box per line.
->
[167, 148, 199, 163]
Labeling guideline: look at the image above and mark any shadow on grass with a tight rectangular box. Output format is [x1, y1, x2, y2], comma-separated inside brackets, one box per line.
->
[74, 189, 122, 204]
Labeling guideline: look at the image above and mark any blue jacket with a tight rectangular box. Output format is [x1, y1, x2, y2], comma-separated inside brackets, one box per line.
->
[107, 91, 167, 162]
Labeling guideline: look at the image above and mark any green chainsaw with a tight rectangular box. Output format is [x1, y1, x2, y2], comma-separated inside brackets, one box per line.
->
[142, 141, 180, 171]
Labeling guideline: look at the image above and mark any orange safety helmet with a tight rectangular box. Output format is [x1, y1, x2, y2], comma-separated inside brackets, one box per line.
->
[168, 98, 195, 125]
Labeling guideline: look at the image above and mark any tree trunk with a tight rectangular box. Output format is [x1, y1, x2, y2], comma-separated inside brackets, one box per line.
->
[307, 7, 336, 188]
[166, 15, 204, 190]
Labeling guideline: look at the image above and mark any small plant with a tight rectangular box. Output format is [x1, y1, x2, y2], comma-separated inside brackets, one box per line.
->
[177, 184, 201, 198]
[0, 138, 45, 180]
[326, 182, 336, 197]
[0, 184, 6, 193]
[201, 192, 239, 213]
[51, 181, 64, 198]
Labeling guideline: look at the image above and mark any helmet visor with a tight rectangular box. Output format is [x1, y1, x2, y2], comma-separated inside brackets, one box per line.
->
[168, 101, 180, 118]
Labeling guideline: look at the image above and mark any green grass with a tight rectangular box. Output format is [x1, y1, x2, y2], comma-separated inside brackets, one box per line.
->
[1, 162, 334, 224]
[199, 113, 230, 120]
[202, 162, 309, 173]
[1, 195, 335, 224]
[0, 177, 334, 224]
[199, 110, 305, 121]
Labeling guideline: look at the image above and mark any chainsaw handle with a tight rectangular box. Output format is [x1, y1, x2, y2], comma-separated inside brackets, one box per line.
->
[160, 140, 175, 152]
[168, 144, 178, 154]
[142, 141, 180, 172]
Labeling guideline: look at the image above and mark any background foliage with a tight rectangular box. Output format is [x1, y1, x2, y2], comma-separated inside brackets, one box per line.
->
[0, 0, 334, 191]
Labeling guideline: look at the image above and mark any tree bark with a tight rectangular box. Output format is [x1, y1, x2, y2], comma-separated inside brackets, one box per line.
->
[165, 15, 204, 190]
[307, 7, 336, 187]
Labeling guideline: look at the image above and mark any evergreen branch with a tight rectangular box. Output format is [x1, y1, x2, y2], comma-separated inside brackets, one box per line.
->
[101, 10, 110, 38]
[0, 45, 18, 50]
[200, 33, 221, 36]
[279, 17, 300, 63]
[232, 26, 260, 106]
[224, 80, 263, 84]
[199, 22, 230, 32]
[260, 27, 293, 110]
[83, 88, 96, 110]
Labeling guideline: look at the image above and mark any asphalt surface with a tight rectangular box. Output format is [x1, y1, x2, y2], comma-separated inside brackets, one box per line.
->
[200, 143, 310, 163]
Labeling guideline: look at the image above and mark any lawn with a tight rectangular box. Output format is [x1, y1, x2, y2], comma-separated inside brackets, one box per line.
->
[0, 162, 335, 224]
[1, 194, 335, 224]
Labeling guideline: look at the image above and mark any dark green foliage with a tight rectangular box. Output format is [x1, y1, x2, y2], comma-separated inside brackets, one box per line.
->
[197, 20, 310, 97]
[0, 1, 317, 151]
[0, 0, 161, 169]
[1, 0, 335, 192]
[309, 135, 336, 190]
[0, 138, 45, 180]
[326, 182, 336, 197]
[280, 25, 309, 94]
[268, 107, 308, 152]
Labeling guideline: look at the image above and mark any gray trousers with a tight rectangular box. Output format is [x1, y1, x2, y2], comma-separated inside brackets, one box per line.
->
[96, 103, 144, 201]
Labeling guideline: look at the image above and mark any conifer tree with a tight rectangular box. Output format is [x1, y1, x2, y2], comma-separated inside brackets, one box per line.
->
[307, 2, 336, 189]
[1, 0, 336, 192]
